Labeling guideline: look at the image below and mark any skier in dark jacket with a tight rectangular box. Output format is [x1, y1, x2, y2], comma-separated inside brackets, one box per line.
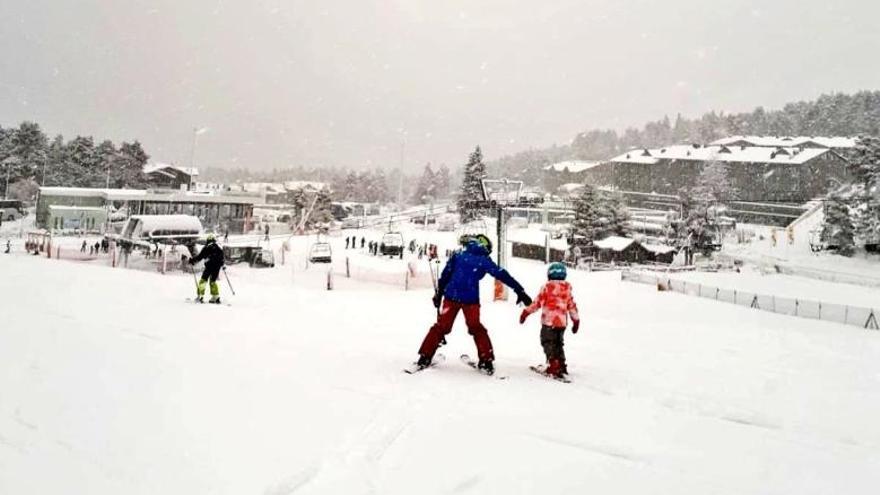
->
[189, 234, 225, 303]
[416, 234, 532, 374]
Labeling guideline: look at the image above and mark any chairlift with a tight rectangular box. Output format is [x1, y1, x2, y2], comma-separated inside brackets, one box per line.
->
[309, 242, 333, 263]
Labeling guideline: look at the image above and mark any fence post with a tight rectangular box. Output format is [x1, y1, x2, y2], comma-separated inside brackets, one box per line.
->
[715, 288, 719, 300]
[795, 299, 799, 316]
[844, 305, 849, 325]
[818, 303, 821, 320]
[346, 257, 351, 278]
[405, 269, 410, 291]
[697, 283, 702, 297]
[326, 270, 333, 290]
[734, 290, 737, 304]
[56, 246, 61, 259]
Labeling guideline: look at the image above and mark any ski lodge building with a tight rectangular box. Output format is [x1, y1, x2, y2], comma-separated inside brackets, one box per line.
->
[709, 136, 857, 150]
[35, 187, 261, 234]
[144, 163, 199, 191]
[595, 144, 849, 203]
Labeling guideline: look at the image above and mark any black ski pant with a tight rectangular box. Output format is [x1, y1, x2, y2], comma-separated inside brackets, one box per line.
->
[540, 325, 566, 363]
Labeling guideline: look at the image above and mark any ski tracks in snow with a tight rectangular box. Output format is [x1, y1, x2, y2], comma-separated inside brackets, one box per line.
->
[264, 388, 434, 494]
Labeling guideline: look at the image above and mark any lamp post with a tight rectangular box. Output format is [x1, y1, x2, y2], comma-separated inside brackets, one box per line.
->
[189, 127, 208, 191]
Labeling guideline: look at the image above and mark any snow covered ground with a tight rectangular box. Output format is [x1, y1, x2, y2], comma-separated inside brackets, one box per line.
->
[674, 267, 880, 309]
[3, 228, 880, 494]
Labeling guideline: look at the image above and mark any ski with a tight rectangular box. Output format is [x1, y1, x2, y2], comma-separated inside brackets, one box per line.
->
[460, 354, 508, 380]
[185, 297, 231, 307]
[403, 353, 445, 374]
[529, 365, 571, 383]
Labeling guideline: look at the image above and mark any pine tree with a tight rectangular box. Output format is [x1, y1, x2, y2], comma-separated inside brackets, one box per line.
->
[117, 141, 150, 188]
[435, 164, 451, 198]
[821, 193, 856, 256]
[8, 121, 48, 183]
[458, 146, 487, 223]
[309, 188, 335, 225]
[342, 171, 359, 201]
[598, 191, 631, 237]
[412, 163, 436, 204]
[94, 140, 118, 188]
[570, 184, 604, 247]
[369, 168, 389, 203]
[847, 136, 880, 244]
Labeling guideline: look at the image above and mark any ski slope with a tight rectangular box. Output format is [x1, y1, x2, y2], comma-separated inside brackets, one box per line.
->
[1, 247, 879, 494]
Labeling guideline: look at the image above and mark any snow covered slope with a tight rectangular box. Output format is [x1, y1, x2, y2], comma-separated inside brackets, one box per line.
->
[1, 252, 879, 494]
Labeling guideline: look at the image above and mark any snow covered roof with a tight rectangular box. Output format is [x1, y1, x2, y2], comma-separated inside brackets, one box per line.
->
[283, 180, 327, 190]
[642, 243, 677, 255]
[609, 145, 830, 166]
[711, 136, 857, 149]
[143, 163, 199, 177]
[593, 236, 636, 251]
[544, 160, 603, 173]
[38, 187, 260, 205]
[128, 215, 203, 234]
[39, 187, 149, 200]
[47, 205, 107, 212]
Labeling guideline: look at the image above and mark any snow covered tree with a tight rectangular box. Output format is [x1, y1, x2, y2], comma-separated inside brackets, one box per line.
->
[412, 163, 436, 204]
[342, 171, 359, 201]
[458, 146, 487, 223]
[847, 136, 880, 244]
[94, 140, 117, 188]
[368, 168, 389, 203]
[435, 164, 451, 198]
[570, 184, 604, 247]
[821, 192, 856, 256]
[309, 188, 335, 225]
[598, 191, 631, 238]
[116, 141, 150, 188]
[7, 122, 48, 183]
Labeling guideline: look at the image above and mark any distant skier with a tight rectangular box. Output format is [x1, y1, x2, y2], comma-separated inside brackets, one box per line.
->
[520, 262, 580, 378]
[360, 237, 365, 249]
[189, 234, 226, 304]
[5, 239, 10, 254]
[81, 240, 87, 253]
[415, 234, 532, 375]
[264, 224, 270, 241]
[346, 237, 350, 249]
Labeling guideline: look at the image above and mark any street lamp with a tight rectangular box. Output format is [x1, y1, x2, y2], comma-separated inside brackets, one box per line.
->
[189, 127, 208, 191]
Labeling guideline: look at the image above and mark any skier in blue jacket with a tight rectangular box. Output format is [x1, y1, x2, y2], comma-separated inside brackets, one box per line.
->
[416, 234, 532, 374]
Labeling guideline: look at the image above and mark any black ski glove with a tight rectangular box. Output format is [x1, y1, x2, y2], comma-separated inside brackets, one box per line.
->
[188, 258, 196, 265]
[432, 291, 443, 309]
[516, 291, 532, 307]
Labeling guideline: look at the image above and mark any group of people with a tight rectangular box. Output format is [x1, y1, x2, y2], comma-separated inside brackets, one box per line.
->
[183, 230, 581, 377]
[344, 236, 365, 250]
[80, 238, 110, 256]
[415, 234, 580, 379]
[408, 240, 439, 260]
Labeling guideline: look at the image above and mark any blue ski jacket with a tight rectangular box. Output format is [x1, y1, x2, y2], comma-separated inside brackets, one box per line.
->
[437, 241, 524, 304]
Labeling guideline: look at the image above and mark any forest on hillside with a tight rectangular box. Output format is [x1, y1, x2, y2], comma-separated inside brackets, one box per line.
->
[488, 90, 880, 185]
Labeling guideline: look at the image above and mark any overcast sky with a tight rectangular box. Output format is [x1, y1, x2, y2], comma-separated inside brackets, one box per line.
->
[1, 0, 878, 171]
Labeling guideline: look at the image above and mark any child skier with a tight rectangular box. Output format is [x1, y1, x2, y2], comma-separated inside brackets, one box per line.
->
[415, 234, 532, 375]
[520, 262, 580, 378]
[188, 234, 226, 303]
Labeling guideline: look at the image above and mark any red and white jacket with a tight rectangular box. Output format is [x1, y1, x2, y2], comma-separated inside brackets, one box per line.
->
[522, 280, 580, 328]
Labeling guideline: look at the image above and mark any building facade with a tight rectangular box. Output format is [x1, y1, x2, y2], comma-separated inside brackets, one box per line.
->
[36, 187, 260, 234]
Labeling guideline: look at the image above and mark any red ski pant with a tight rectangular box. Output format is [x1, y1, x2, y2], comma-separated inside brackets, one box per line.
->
[419, 300, 494, 362]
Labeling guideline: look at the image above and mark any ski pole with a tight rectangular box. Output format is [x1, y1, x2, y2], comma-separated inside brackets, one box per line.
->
[189, 264, 200, 293]
[222, 267, 236, 296]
